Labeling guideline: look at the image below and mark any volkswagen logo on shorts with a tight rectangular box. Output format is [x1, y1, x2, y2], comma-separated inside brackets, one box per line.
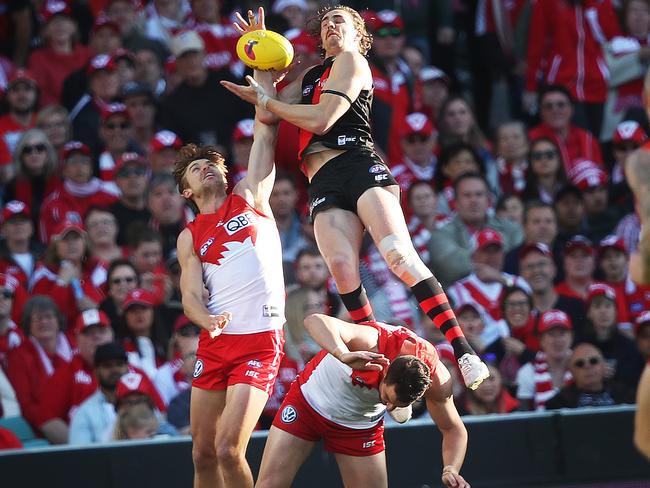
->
[369, 164, 385, 174]
[193, 359, 204, 378]
[280, 405, 297, 423]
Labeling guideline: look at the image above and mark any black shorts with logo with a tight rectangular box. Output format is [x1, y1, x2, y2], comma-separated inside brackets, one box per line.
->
[307, 148, 398, 219]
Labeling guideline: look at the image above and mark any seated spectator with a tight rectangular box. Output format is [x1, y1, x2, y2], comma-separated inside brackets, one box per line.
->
[391, 113, 438, 207]
[521, 137, 568, 204]
[556, 236, 596, 301]
[186, 0, 239, 72]
[121, 81, 157, 153]
[97, 104, 139, 190]
[149, 130, 183, 173]
[27, 1, 92, 106]
[36, 105, 72, 153]
[148, 173, 192, 257]
[0, 201, 42, 289]
[70, 55, 121, 152]
[519, 242, 587, 333]
[546, 343, 635, 409]
[69, 342, 130, 445]
[113, 402, 160, 440]
[455, 303, 493, 356]
[495, 121, 529, 196]
[516, 309, 574, 410]
[121, 289, 168, 379]
[133, 42, 168, 97]
[270, 172, 309, 281]
[154, 315, 197, 405]
[0, 366, 20, 418]
[4, 129, 62, 232]
[504, 201, 561, 277]
[448, 228, 530, 343]
[109, 153, 152, 246]
[39, 141, 117, 244]
[144, 0, 188, 46]
[554, 185, 588, 248]
[85, 206, 123, 265]
[582, 284, 645, 390]
[495, 195, 524, 228]
[528, 85, 603, 171]
[6, 296, 73, 429]
[31, 220, 105, 327]
[291, 248, 342, 318]
[0, 275, 24, 368]
[417, 66, 449, 124]
[100, 259, 140, 339]
[429, 173, 524, 287]
[37, 310, 113, 444]
[609, 121, 646, 211]
[635, 313, 650, 360]
[227, 119, 254, 188]
[571, 161, 623, 242]
[406, 181, 448, 267]
[458, 365, 519, 416]
[129, 228, 172, 305]
[433, 143, 487, 213]
[0, 70, 38, 156]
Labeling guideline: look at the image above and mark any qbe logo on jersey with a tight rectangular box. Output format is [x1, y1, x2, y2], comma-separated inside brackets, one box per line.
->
[280, 405, 298, 424]
[225, 211, 256, 235]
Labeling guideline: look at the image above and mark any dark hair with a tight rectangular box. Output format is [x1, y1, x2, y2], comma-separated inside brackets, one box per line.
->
[107, 259, 141, 288]
[523, 200, 555, 225]
[21, 295, 64, 335]
[147, 172, 176, 200]
[384, 355, 431, 404]
[128, 227, 163, 250]
[554, 184, 583, 204]
[538, 84, 573, 105]
[496, 194, 522, 213]
[434, 142, 485, 192]
[437, 95, 490, 152]
[406, 180, 436, 206]
[522, 137, 567, 201]
[172, 143, 227, 193]
[500, 285, 533, 315]
[452, 171, 489, 194]
[274, 170, 297, 188]
[84, 205, 115, 224]
[295, 247, 323, 264]
[307, 5, 373, 57]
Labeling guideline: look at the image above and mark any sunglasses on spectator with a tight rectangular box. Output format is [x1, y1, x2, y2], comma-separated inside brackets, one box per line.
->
[573, 356, 601, 368]
[376, 27, 402, 38]
[0, 290, 14, 299]
[105, 122, 131, 130]
[22, 143, 47, 155]
[178, 325, 201, 337]
[504, 299, 529, 309]
[541, 101, 569, 110]
[111, 276, 136, 285]
[531, 150, 557, 161]
[117, 167, 147, 178]
[405, 134, 429, 144]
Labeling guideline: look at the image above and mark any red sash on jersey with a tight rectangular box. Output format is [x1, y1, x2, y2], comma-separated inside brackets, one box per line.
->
[461, 281, 505, 321]
[298, 64, 332, 174]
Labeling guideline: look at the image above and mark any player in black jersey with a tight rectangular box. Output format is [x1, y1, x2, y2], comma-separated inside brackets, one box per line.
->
[223, 6, 489, 390]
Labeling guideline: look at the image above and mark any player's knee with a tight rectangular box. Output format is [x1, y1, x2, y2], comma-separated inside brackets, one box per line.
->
[324, 252, 357, 283]
[378, 234, 432, 283]
[215, 442, 244, 468]
[192, 445, 218, 471]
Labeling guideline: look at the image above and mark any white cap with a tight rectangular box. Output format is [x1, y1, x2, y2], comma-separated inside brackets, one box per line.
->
[419, 66, 449, 85]
[170, 31, 205, 58]
[272, 0, 308, 14]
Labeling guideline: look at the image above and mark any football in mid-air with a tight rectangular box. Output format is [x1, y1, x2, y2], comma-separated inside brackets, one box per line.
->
[236, 30, 294, 71]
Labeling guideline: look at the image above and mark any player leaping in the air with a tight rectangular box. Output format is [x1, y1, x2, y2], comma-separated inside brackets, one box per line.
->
[222, 5, 489, 389]
[175, 69, 285, 488]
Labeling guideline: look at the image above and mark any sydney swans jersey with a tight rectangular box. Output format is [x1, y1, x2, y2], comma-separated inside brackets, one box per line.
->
[298, 322, 439, 429]
[186, 194, 285, 334]
[298, 56, 374, 162]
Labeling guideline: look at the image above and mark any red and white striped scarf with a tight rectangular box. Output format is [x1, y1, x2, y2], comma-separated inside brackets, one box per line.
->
[533, 351, 572, 410]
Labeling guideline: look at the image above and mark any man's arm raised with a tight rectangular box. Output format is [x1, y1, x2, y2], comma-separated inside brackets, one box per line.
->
[222, 51, 369, 135]
[177, 228, 231, 338]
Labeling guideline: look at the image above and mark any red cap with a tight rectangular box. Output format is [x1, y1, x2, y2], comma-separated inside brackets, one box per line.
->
[62, 140, 91, 161]
[454, 302, 481, 316]
[74, 309, 111, 334]
[565, 235, 594, 256]
[571, 165, 608, 190]
[123, 288, 156, 311]
[87, 54, 117, 77]
[150, 130, 183, 153]
[538, 309, 572, 333]
[8, 69, 38, 89]
[233, 119, 254, 142]
[2, 200, 31, 222]
[40, 0, 72, 23]
[92, 15, 120, 34]
[53, 219, 85, 239]
[114, 152, 149, 174]
[100, 102, 129, 122]
[586, 283, 617, 308]
[612, 120, 647, 146]
[115, 371, 165, 411]
[285, 28, 318, 55]
[401, 112, 435, 138]
[368, 9, 404, 31]
[519, 242, 552, 260]
[635, 311, 650, 332]
[173, 315, 193, 332]
[471, 228, 504, 252]
[598, 235, 627, 256]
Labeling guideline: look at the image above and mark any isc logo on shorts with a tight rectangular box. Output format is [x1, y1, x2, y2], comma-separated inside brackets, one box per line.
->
[281, 405, 298, 423]
[362, 440, 376, 449]
[369, 164, 386, 174]
[193, 359, 204, 378]
[225, 211, 255, 235]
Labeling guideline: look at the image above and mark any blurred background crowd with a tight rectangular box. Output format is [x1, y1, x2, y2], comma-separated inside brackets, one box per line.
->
[0, 0, 648, 450]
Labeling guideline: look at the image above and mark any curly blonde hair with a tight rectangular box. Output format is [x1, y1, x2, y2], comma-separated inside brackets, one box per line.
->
[172, 144, 227, 194]
[308, 5, 373, 57]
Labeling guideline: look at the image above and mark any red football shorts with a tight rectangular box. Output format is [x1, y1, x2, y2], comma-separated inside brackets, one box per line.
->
[272, 382, 385, 456]
[192, 329, 284, 394]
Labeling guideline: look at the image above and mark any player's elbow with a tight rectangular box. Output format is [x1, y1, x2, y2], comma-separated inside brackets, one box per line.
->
[311, 111, 339, 135]
[304, 313, 326, 333]
[634, 431, 650, 460]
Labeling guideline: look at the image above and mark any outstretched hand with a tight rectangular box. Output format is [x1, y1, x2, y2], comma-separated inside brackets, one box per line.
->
[338, 351, 390, 371]
[222, 75, 272, 107]
[442, 471, 471, 488]
[234, 7, 265, 34]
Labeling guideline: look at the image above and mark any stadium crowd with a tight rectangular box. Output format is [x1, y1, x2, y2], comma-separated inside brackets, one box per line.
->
[0, 0, 648, 449]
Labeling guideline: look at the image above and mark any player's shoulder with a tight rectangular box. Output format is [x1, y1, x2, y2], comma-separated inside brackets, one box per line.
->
[177, 227, 195, 252]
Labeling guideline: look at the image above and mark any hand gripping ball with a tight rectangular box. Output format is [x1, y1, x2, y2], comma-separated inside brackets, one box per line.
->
[236, 30, 294, 71]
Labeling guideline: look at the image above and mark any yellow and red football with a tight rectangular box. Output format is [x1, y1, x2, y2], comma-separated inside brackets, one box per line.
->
[236, 30, 294, 71]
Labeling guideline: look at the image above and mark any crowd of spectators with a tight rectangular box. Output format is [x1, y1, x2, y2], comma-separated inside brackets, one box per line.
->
[0, 0, 648, 449]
